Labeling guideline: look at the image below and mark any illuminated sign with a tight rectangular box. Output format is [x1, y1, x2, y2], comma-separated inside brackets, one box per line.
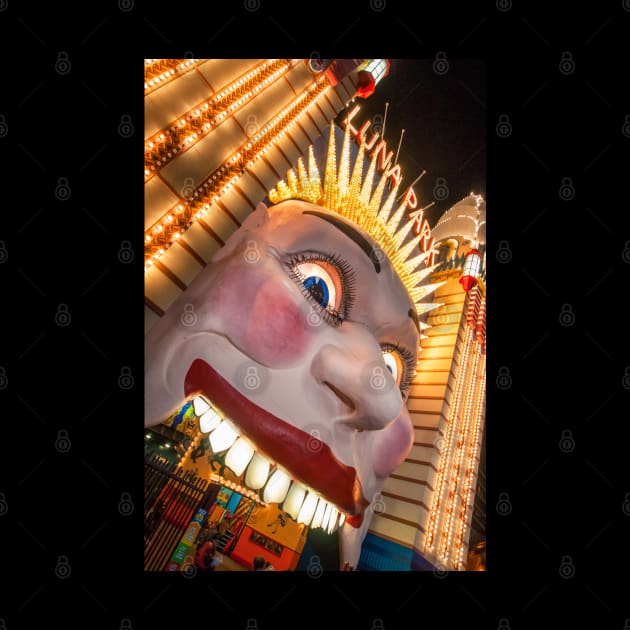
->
[343, 105, 436, 266]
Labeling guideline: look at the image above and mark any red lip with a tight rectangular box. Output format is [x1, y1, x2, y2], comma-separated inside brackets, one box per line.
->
[185, 358, 368, 520]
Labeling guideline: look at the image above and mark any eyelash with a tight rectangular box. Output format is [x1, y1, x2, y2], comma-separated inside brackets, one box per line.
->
[382, 342, 416, 394]
[284, 251, 356, 327]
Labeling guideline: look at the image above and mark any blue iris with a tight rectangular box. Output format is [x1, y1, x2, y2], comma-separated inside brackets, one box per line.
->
[303, 276, 329, 308]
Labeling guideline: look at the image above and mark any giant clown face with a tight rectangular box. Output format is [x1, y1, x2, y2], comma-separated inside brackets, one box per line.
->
[145, 198, 419, 569]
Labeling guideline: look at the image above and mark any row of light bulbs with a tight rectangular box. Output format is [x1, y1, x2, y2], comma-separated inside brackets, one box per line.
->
[448, 289, 486, 567]
[438, 327, 472, 564]
[144, 75, 330, 268]
[144, 60, 294, 180]
[425, 321, 473, 555]
[144, 58, 200, 95]
[438, 327, 477, 563]
[454, 353, 486, 569]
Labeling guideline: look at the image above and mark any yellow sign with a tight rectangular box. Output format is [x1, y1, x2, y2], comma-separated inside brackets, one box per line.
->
[247, 503, 307, 553]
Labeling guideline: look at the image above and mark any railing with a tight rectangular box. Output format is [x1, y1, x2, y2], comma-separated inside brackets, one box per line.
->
[143, 455, 210, 571]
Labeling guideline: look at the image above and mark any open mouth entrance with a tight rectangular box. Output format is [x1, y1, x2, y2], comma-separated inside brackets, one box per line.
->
[144, 359, 370, 571]
[177, 392, 348, 533]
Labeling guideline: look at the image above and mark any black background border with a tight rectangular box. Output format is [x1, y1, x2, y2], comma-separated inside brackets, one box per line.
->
[4, 2, 629, 628]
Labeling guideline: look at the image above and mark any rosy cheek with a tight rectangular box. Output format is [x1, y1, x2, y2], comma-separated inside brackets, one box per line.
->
[208, 264, 315, 368]
[246, 280, 314, 365]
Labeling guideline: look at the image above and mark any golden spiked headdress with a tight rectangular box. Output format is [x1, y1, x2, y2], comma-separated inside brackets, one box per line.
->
[269, 122, 444, 325]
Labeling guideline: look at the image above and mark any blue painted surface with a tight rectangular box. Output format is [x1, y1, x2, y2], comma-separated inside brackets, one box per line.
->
[358, 533, 435, 571]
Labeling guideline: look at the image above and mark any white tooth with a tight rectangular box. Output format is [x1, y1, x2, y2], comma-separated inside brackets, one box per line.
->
[263, 468, 291, 504]
[199, 408, 221, 433]
[245, 452, 271, 489]
[225, 438, 255, 476]
[209, 419, 239, 453]
[283, 481, 306, 520]
[193, 396, 210, 417]
[327, 509, 338, 535]
[297, 491, 318, 526]
[322, 502, 333, 533]
[338, 513, 346, 527]
[311, 498, 326, 529]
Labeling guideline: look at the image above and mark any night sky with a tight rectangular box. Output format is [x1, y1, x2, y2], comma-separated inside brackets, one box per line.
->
[336, 59, 486, 228]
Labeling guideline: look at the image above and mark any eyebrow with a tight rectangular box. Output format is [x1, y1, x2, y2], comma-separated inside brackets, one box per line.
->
[302, 210, 381, 273]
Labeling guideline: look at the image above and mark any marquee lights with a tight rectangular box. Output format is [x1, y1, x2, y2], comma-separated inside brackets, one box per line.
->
[454, 356, 486, 569]
[144, 58, 202, 95]
[425, 323, 474, 555]
[144, 60, 294, 181]
[424, 288, 486, 569]
[209, 474, 267, 506]
[144, 74, 330, 269]
[438, 332, 478, 562]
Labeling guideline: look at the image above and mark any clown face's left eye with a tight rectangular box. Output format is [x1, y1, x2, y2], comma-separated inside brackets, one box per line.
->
[285, 252, 356, 326]
[382, 351, 401, 383]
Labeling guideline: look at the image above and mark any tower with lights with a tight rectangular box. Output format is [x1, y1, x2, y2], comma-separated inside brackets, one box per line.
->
[358, 193, 486, 571]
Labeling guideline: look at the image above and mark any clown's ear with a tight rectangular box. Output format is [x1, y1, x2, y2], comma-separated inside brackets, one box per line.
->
[241, 202, 271, 230]
[210, 202, 269, 263]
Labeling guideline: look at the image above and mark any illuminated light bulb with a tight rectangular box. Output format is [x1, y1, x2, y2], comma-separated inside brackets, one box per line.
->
[283, 482, 306, 520]
[145, 260, 153, 268]
[159, 134, 164, 140]
[145, 235, 151, 242]
[225, 438, 255, 476]
[263, 469, 291, 504]
[145, 170, 150, 176]
[209, 419, 239, 453]
[245, 452, 271, 489]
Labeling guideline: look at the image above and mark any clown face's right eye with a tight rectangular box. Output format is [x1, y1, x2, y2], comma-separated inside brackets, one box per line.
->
[285, 252, 356, 326]
[295, 261, 340, 311]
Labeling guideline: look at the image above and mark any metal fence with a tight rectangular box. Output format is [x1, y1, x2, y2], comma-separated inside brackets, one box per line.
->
[143, 455, 211, 571]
